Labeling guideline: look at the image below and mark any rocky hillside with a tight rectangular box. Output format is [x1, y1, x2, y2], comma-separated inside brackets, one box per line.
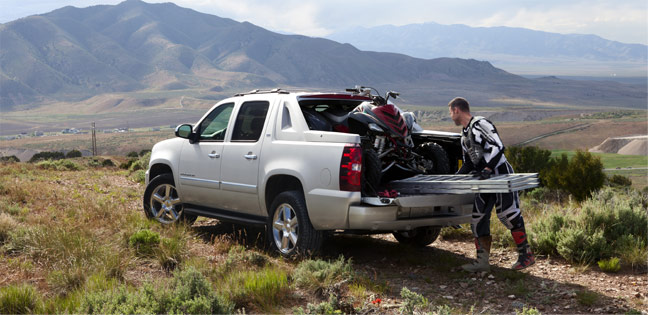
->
[590, 135, 648, 156]
[1, 0, 646, 111]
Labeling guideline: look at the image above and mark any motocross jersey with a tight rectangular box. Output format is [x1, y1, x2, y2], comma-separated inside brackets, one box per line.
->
[459, 116, 506, 173]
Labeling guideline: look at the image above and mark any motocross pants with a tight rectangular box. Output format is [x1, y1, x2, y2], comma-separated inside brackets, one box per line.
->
[471, 161, 525, 237]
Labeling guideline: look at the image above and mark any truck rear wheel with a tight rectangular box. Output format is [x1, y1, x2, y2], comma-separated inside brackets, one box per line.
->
[267, 190, 323, 257]
[392, 226, 441, 247]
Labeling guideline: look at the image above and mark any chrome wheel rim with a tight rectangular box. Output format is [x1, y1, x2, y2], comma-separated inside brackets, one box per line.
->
[272, 203, 299, 254]
[149, 183, 183, 224]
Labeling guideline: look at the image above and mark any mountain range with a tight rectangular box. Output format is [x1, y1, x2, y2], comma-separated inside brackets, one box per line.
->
[0, 0, 645, 112]
[327, 23, 648, 77]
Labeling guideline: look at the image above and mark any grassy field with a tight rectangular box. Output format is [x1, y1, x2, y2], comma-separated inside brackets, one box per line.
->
[550, 150, 648, 189]
[0, 158, 646, 313]
[550, 150, 648, 169]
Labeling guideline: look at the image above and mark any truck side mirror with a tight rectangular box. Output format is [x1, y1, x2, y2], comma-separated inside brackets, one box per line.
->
[175, 124, 195, 142]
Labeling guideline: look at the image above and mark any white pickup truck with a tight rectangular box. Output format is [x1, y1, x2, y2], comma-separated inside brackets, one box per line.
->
[143, 88, 538, 257]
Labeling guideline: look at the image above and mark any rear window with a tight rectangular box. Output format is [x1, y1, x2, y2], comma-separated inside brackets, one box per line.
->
[298, 99, 365, 131]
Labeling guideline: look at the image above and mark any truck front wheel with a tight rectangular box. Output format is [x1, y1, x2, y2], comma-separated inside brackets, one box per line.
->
[392, 226, 441, 247]
[143, 173, 197, 225]
[267, 191, 323, 257]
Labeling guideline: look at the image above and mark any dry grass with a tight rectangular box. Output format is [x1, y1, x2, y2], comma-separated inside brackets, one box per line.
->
[1, 158, 643, 313]
[0, 161, 387, 313]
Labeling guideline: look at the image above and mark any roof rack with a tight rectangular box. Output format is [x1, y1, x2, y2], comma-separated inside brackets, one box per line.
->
[234, 88, 290, 96]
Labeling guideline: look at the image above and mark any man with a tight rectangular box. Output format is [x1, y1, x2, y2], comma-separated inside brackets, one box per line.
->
[448, 97, 535, 272]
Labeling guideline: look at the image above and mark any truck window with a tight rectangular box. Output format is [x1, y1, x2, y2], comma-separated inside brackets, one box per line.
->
[231, 101, 269, 142]
[198, 103, 234, 141]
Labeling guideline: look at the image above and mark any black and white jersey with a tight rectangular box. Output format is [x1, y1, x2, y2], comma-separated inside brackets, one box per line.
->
[460, 116, 506, 172]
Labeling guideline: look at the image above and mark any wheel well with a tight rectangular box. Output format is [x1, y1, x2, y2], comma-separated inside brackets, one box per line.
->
[265, 175, 303, 214]
[149, 163, 173, 182]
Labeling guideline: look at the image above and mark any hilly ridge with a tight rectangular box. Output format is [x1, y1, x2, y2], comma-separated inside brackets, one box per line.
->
[0, 0, 646, 112]
[327, 23, 648, 77]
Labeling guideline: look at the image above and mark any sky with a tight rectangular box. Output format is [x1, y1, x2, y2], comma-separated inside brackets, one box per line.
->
[1, 0, 647, 45]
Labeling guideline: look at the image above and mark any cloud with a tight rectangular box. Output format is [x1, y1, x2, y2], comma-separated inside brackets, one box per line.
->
[472, 1, 647, 43]
[1, 0, 646, 44]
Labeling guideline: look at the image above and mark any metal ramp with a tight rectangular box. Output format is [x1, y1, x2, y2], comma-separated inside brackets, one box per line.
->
[389, 173, 539, 195]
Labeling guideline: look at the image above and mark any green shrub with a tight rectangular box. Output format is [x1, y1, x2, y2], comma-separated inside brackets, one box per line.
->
[139, 149, 151, 157]
[617, 235, 648, 269]
[506, 146, 553, 185]
[0, 284, 42, 314]
[120, 159, 136, 170]
[557, 229, 609, 264]
[563, 150, 605, 202]
[597, 257, 621, 273]
[0, 213, 18, 244]
[293, 256, 354, 291]
[36, 159, 82, 171]
[529, 213, 569, 256]
[224, 245, 268, 270]
[225, 266, 289, 312]
[88, 158, 102, 167]
[79, 267, 233, 314]
[126, 151, 139, 158]
[29, 151, 64, 163]
[157, 229, 190, 271]
[101, 159, 115, 167]
[65, 150, 82, 158]
[0, 155, 20, 163]
[129, 170, 146, 184]
[129, 152, 151, 172]
[3, 226, 103, 269]
[128, 229, 160, 257]
[608, 174, 632, 187]
[530, 188, 647, 265]
[400, 287, 428, 314]
[47, 266, 87, 295]
[545, 153, 569, 190]
[526, 186, 563, 204]
[440, 224, 472, 240]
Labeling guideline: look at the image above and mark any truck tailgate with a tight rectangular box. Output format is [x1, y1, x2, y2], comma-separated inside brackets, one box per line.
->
[389, 173, 539, 195]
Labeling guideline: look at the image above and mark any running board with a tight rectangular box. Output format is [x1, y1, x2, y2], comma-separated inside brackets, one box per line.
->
[389, 173, 539, 195]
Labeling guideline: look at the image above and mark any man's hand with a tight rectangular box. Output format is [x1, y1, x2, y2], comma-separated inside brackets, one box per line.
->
[479, 168, 492, 180]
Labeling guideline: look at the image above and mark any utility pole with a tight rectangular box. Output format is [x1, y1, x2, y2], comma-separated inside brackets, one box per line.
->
[91, 122, 97, 156]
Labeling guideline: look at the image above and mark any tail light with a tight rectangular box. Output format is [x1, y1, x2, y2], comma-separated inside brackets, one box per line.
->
[339, 144, 362, 191]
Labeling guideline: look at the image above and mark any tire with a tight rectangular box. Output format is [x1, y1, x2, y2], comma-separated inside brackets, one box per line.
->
[143, 173, 197, 225]
[392, 226, 441, 247]
[267, 190, 323, 257]
[362, 148, 382, 196]
[416, 142, 451, 174]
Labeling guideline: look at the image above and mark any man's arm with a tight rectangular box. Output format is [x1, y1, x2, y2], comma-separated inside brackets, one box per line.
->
[456, 153, 475, 174]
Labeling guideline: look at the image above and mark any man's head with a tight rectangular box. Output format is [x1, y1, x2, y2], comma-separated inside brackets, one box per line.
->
[448, 97, 471, 127]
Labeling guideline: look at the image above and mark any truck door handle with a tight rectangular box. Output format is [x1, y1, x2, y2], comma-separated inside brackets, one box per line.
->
[208, 153, 220, 159]
[244, 154, 257, 160]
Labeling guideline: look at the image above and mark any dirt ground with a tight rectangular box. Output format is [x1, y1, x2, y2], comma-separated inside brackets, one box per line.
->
[192, 219, 648, 314]
[323, 233, 648, 314]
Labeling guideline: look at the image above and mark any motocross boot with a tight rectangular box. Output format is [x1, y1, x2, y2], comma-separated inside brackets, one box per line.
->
[461, 236, 492, 272]
[511, 228, 535, 270]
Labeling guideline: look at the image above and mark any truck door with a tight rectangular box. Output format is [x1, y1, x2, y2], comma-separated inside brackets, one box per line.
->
[219, 100, 270, 215]
[178, 102, 234, 206]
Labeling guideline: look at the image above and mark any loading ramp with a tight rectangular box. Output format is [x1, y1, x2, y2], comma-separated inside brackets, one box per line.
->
[389, 173, 539, 195]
